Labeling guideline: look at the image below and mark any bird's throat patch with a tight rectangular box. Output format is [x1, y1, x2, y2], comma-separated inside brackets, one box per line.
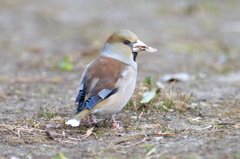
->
[133, 52, 138, 61]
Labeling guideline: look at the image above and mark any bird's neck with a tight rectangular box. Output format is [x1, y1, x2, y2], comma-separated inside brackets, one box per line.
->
[101, 43, 137, 69]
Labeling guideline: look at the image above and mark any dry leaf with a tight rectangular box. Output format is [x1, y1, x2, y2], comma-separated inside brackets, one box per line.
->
[138, 112, 144, 119]
[140, 88, 158, 104]
[174, 101, 191, 111]
[154, 131, 175, 137]
[81, 127, 94, 139]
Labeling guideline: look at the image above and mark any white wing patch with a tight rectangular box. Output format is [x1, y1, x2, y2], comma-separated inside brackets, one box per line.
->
[98, 89, 113, 99]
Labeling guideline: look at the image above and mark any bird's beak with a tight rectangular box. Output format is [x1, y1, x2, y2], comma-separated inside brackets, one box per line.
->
[132, 40, 157, 53]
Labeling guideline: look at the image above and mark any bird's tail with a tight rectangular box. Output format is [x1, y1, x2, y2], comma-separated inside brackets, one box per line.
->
[65, 109, 90, 127]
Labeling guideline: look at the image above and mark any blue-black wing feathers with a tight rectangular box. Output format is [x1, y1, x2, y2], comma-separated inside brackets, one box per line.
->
[84, 95, 102, 110]
[76, 89, 86, 112]
[76, 88, 118, 113]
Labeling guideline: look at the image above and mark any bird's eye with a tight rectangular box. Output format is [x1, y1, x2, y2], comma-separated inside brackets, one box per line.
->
[123, 40, 131, 45]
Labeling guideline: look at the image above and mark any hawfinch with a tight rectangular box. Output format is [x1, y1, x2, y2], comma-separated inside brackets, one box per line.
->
[66, 30, 157, 128]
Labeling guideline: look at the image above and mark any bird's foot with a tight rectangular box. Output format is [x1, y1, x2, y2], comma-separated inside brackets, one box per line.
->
[112, 121, 121, 129]
[87, 114, 97, 126]
[111, 115, 122, 130]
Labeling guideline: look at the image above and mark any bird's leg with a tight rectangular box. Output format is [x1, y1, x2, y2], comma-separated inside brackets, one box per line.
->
[87, 114, 97, 126]
[111, 115, 121, 129]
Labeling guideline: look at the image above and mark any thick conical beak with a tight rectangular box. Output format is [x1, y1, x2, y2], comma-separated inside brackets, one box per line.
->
[132, 40, 157, 53]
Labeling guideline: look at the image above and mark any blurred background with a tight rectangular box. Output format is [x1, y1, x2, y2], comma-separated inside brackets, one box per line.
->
[0, 0, 240, 158]
[1, 0, 239, 76]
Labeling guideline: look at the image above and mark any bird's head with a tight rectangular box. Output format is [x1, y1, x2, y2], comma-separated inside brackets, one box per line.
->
[102, 30, 157, 64]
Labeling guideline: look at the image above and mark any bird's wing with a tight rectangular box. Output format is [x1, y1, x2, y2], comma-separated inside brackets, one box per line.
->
[75, 83, 86, 112]
[76, 56, 127, 112]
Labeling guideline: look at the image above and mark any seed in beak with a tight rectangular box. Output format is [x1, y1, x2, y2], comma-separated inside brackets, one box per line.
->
[132, 40, 157, 53]
[145, 46, 157, 52]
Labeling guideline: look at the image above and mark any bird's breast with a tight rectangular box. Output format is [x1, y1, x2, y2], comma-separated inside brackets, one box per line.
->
[92, 65, 137, 116]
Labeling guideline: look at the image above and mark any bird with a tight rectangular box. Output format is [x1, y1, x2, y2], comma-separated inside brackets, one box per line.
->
[65, 30, 157, 129]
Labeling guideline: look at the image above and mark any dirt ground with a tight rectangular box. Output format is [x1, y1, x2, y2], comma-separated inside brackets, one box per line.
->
[0, 0, 240, 159]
